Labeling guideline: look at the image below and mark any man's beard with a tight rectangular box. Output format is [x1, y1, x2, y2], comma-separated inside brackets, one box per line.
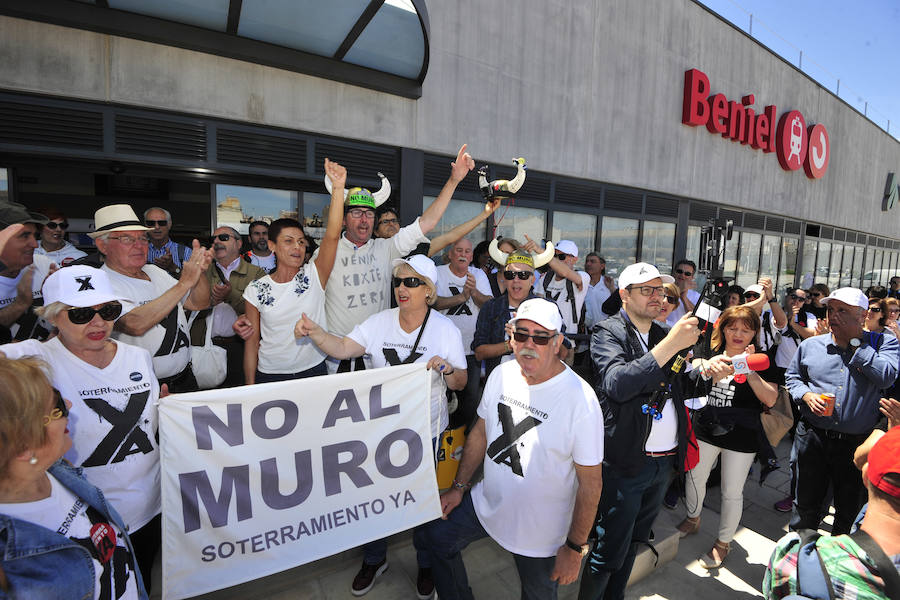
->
[254, 239, 268, 252]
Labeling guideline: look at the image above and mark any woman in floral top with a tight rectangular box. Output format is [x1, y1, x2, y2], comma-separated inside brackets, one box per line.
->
[241, 159, 346, 383]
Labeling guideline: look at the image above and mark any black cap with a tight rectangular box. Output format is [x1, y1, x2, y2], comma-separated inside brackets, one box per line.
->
[0, 200, 48, 228]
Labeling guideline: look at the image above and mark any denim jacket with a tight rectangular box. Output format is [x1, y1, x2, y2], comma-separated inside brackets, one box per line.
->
[590, 313, 701, 477]
[0, 460, 148, 600]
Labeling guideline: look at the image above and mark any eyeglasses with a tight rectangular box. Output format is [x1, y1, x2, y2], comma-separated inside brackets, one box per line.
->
[108, 234, 149, 246]
[665, 295, 679, 305]
[212, 233, 238, 242]
[145, 220, 168, 227]
[789, 294, 807, 301]
[347, 209, 375, 219]
[512, 330, 558, 345]
[869, 306, 882, 313]
[392, 276, 427, 288]
[627, 285, 665, 297]
[378, 218, 399, 227]
[67, 302, 123, 325]
[43, 391, 69, 426]
[44, 221, 69, 230]
[503, 270, 533, 280]
[674, 268, 694, 277]
[744, 293, 761, 300]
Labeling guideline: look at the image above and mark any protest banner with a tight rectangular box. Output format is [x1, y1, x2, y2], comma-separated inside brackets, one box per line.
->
[158, 363, 441, 599]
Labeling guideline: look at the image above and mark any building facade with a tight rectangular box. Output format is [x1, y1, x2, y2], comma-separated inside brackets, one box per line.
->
[1, 0, 898, 295]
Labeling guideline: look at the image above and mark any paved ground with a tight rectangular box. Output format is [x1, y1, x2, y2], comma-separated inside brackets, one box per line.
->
[152, 437, 822, 600]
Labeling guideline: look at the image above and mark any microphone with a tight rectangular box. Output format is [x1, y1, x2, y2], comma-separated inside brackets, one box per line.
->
[731, 353, 770, 383]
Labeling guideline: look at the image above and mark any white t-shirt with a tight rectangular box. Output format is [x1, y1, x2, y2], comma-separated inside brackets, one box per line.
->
[245, 251, 276, 272]
[348, 308, 466, 438]
[242, 262, 328, 374]
[542, 271, 590, 335]
[1, 338, 160, 531]
[435, 264, 492, 355]
[667, 288, 701, 326]
[320, 219, 428, 337]
[102, 264, 190, 379]
[0, 473, 140, 600]
[472, 360, 604, 558]
[34, 241, 87, 266]
[585, 279, 614, 329]
[0, 254, 54, 341]
[775, 311, 817, 368]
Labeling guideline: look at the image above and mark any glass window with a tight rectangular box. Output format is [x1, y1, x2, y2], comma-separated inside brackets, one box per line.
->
[343, 0, 426, 79]
[301, 192, 332, 243]
[800, 240, 817, 289]
[862, 248, 876, 288]
[815, 241, 831, 284]
[780, 238, 799, 298]
[108, 0, 229, 31]
[552, 211, 597, 270]
[640, 221, 675, 276]
[685, 225, 702, 266]
[422, 197, 488, 257]
[735, 232, 761, 289]
[839, 246, 855, 287]
[722, 231, 738, 281]
[0, 168, 7, 202]
[215, 184, 298, 235]
[827, 244, 843, 290]
[853, 246, 865, 289]
[493, 205, 547, 249]
[599, 217, 638, 279]
[874, 249, 885, 285]
[238, 1, 367, 56]
[760, 235, 781, 283]
[891, 252, 899, 279]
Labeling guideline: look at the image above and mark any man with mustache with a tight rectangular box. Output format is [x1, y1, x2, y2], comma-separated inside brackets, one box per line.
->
[579, 262, 707, 600]
[426, 298, 605, 600]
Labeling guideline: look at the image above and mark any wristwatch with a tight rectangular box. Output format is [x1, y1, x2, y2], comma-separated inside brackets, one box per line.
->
[565, 537, 590, 557]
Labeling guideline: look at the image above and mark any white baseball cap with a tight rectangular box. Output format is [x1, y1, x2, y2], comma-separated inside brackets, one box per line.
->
[744, 284, 765, 296]
[618, 262, 675, 290]
[820, 287, 869, 311]
[391, 254, 438, 285]
[508, 298, 563, 332]
[42, 265, 121, 307]
[555, 240, 579, 258]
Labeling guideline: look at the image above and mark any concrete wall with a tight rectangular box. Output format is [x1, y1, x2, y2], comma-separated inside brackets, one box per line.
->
[0, 0, 898, 235]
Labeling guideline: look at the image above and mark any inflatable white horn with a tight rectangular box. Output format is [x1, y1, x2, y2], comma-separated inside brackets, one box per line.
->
[371, 172, 391, 207]
[488, 238, 509, 266]
[532, 241, 555, 268]
[323, 174, 349, 199]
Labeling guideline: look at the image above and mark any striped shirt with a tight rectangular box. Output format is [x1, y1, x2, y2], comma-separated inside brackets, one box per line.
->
[146, 239, 192, 268]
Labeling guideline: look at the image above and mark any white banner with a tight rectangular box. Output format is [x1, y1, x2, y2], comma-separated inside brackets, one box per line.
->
[159, 364, 440, 599]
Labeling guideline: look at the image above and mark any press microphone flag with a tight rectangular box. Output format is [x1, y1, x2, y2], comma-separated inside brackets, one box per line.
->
[731, 352, 770, 375]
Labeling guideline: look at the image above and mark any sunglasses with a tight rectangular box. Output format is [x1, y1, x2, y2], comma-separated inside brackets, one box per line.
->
[392, 276, 427, 288]
[744, 293, 761, 300]
[43, 390, 69, 426]
[674, 268, 694, 276]
[145, 220, 168, 227]
[212, 233, 238, 242]
[67, 302, 123, 325]
[555, 253, 569, 260]
[512, 330, 558, 345]
[810, 292, 823, 297]
[665, 295, 679, 305]
[789, 294, 807, 301]
[869, 306, 882, 313]
[44, 221, 69, 230]
[503, 270, 533, 280]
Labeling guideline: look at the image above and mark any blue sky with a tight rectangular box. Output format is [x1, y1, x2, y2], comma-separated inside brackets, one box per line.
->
[698, 0, 900, 141]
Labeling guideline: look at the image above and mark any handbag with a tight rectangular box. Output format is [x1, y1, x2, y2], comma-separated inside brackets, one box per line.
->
[760, 385, 794, 447]
[435, 425, 466, 491]
[186, 310, 227, 390]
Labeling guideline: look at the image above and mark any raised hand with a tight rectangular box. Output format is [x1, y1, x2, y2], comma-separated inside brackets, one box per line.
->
[522, 234, 540, 254]
[324, 158, 347, 196]
[179, 240, 211, 287]
[210, 281, 231, 305]
[666, 313, 701, 351]
[462, 273, 476, 299]
[154, 247, 175, 272]
[449, 144, 475, 184]
[483, 198, 501, 216]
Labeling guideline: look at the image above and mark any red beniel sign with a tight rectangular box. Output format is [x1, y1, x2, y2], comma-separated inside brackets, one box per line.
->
[682, 68, 829, 179]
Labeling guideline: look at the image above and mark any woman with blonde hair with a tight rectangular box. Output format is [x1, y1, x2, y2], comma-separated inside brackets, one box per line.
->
[677, 305, 778, 568]
[0, 357, 146, 598]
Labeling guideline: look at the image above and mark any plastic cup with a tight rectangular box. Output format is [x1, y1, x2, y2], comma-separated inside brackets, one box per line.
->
[820, 393, 835, 416]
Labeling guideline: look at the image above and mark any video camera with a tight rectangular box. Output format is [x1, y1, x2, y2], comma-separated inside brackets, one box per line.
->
[697, 217, 734, 309]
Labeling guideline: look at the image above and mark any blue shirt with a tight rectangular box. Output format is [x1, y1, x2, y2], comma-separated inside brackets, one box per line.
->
[147, 239, 192, 268]
[785, 333, 899, 434]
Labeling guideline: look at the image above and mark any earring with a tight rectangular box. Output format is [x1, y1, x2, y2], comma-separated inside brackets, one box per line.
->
[29, 455, 38, 465]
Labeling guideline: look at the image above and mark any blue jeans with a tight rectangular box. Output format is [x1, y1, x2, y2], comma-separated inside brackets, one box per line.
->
[578, 455, 674, 600]
[424, 492, 559, 600]
[789, 420, 868, 535]
[255, 360, 327, 383]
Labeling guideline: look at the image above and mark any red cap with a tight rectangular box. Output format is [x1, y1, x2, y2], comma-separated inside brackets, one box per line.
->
[867, 427, 900, 498]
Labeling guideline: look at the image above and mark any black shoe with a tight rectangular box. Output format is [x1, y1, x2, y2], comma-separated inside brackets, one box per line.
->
[351, 559, 388, 596]
[663, 486, 679, 510]
[416, 567, 435, 600]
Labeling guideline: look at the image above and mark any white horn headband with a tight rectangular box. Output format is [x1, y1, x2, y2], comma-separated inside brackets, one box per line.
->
[488, 238, 555, 269]
[324, 172, 392, 207]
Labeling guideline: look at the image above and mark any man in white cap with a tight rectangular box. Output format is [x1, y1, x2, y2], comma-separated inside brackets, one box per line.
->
[91, 204, 213, 392]
[426, 298, 605, 600]
[579, 262, 706, 600]
[785, 287, 899, 535]
[0, 200, 53, 343]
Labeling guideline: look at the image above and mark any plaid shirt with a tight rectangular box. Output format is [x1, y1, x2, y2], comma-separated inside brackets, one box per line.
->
[147, 239, 192, 269]
[763, 530, 900, 599]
